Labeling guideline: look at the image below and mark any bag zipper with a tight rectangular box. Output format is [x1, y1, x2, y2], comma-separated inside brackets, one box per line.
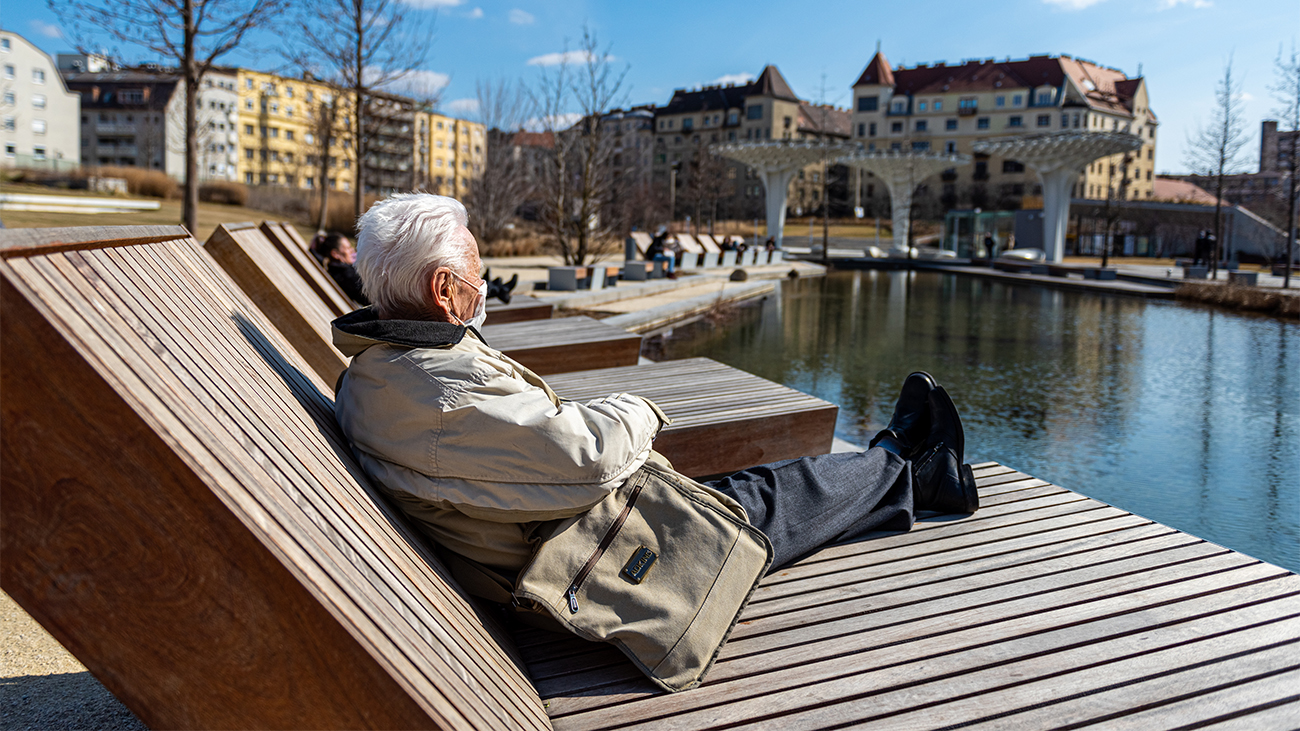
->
[566, 479, 646, 614]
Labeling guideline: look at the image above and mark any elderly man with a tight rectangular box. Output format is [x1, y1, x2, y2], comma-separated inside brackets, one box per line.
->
[331, 193, 978, 692]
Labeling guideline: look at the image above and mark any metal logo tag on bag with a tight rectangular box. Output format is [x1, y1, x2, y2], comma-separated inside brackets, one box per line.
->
[622, 546, 658, 584]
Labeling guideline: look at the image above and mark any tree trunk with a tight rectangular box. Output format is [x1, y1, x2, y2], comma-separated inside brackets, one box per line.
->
[353, 7, 364, 221]
[182, 0, 198, 234]
[316, 100, 333, 233]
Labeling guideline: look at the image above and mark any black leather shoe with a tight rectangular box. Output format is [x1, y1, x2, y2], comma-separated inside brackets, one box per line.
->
[869, 371, 939, 456]
[912, 387, 979, 514]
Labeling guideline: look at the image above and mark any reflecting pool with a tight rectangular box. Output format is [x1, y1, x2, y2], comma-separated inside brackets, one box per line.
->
[654, 270, 1300, 573]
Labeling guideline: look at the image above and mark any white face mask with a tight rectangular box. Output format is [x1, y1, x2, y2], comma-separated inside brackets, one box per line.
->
[450, 270, 487, 331]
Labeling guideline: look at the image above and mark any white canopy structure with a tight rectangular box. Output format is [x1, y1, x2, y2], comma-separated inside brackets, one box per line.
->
[972, 131, 1144, 262]
[838, 149, 971, 253]
[712, 140, 858, 248]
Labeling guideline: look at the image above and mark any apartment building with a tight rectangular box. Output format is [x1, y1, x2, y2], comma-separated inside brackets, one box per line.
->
[850, 51, 1157, 210]
[414, 109, 485, 198]
[1, 31, 80, 171]
[652, 65, 851, 220]
[62, 69, 185, 176]
[233, 69, 353, 191]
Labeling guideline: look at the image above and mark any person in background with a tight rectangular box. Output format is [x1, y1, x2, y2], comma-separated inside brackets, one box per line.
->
[646, 229, 676, 278]
[312, 232, 370, 306]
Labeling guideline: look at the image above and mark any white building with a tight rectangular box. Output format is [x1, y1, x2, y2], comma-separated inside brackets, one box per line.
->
[1, 31, 81, 171]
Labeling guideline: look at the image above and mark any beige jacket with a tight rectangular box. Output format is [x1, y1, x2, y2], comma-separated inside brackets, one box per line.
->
[332, 309, 749, 571]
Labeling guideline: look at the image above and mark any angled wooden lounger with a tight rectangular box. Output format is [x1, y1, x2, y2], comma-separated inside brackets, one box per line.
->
[4, 225, 1298, 730]
[203, 223, 641, 384]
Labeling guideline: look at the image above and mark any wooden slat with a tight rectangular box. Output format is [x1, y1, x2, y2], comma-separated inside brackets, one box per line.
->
[0, 224, 191, 258]
[546, 358, 838, 477]
[486, 295, 555, 325]
[258, 220, 357, 315]
[483, 317, 642, 375]
[515, 467, 1300, 730]
[204, 222, 349, 386]
[0, 228, 550, 730]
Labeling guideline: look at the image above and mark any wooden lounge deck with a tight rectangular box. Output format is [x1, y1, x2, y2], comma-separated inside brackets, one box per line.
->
[518, 462, 1300, 729]
[487, 295, 555, 324]
[3, 226, 1297, 730]
[546, 358, 838, 477]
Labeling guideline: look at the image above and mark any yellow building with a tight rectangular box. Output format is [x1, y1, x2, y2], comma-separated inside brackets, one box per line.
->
[414, 110, 485, 199]
[233, 69, 354, 192]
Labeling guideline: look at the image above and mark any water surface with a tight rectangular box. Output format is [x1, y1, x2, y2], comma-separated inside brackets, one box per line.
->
[656, 270, 1300, 573]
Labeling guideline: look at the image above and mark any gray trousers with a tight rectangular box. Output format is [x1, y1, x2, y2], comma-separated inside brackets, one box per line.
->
[706, 448, 915, 571]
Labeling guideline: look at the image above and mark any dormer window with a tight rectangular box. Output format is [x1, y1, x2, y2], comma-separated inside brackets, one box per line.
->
[892, 100, 906, 113]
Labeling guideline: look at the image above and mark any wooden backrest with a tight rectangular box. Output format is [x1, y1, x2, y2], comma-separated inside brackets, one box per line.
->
[674, 234, 704, 254]
[0, 226, 549, 731]
[628, 231, 652, 255]
[204, 222, 349, 386]
[695, 234, 723, 254]
[257, 221, 357, 314]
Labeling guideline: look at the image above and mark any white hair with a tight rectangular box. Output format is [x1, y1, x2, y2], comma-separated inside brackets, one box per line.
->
[354, 193, 474, 319]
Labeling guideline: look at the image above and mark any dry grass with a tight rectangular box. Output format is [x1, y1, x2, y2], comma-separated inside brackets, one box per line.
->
[199, 181, 249, 206]
[84, 166, 181, 199]
[1175, 282, 1300, 319]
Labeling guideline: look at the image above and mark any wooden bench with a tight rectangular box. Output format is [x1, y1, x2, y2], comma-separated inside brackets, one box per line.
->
[482, 317, 642, 376]
[257, 220, 359, 311]
[4, 226, 1299, 730]
[621, 260, 662, 281]
[0, 225, 547, 729]
[486, 295, 554, 324]
[546, 358, 837, 478]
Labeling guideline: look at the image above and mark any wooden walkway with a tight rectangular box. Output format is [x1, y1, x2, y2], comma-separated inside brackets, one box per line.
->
[916, 263, 1177, 299]
[518, 462, 1300, 729]
[546, 358, 838, 477]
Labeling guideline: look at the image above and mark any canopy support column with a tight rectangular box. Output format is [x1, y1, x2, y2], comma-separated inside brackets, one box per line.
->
[759, 169, 796, 249]
[1039, 168, 1078, 263]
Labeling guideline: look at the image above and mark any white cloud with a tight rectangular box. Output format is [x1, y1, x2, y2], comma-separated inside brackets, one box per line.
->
[30, 20, 63, 39]
[508, 8, 535, 24]
[1042, 0, 1107, 8]
[1237, 91, 1254, 102]
[524, 112, 582, 131]
[400, 0, 462, 8]
[445, 97, 480, 114]
[370, 68, 452, 97]
[1160, 0, 1211, 7]
[527, 50, 610, 67]
[465, 7, 484, 18]
[710, 73, 753, 86]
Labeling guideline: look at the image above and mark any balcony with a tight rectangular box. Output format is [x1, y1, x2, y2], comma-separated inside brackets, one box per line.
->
[958, 106, 978, 116]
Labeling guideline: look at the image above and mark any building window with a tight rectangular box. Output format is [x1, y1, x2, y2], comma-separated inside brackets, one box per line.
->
[1003, 160, 1025, 173]
[892, 100, 906, 113]
[33, 146, 46, 159]
[0, 39, 10, 51]
[857, 96, 878, 112]
[869, 122, 877, 136]
[4, 143, 14, 157]
[915, 120, 927, 132]
[727, 110, 739, 124]
[285, 130, 294, 141]
[32, 94, 45, 109]
[857, 123, 865, 137]
[977, 117, 989, 130]
[891, 121, 903, 133]
[746, 105, 762, 120]
[933, 100, 942, 111]
[1, 116, 11, 131]
[995, 95, 1005, 107]
[783, 115, 792, 129]
[890, 142, 902, 151]
[245, 99, 254, 110]
[682, 118, 693, 131]
[3, 91, 14, 106]
[945, 140, 956, 154]
[1008, 115, 1023, 127]
[918, 101, 927, 112]
[945, 118, 957, 130]
[1037, 91, 1053, 105]
[32, 69, 45, 84]
[32, 119, 46, 134]
[245, 148, 254, 159]
[911, 141, 930, 151]
[1061, 114, 1069, 129]
[1037, 114, 1050, 127]
[2, 64, 12, 79]
[1012, 94, 1023, 106]
[959, 98, 977, 113]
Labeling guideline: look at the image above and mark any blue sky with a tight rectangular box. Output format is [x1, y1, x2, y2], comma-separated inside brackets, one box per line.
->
[6, 0, 1298, 173]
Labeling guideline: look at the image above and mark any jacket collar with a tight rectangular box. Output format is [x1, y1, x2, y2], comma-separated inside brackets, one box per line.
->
[331, 307, 485, 357]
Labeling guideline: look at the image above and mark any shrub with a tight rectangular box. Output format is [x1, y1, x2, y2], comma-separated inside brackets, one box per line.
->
[90, 165, 180, 199]
[199, 181, 249, 206]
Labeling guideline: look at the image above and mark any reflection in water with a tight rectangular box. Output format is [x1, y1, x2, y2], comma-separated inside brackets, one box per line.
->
[656, 270, 1300, 572]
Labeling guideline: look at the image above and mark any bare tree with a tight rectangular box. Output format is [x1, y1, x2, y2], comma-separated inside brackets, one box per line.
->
[308, 92, 340, 232]
[1185, 57, 1251, 279]
[1099, 154, 1133, 268]
[291, 0, 430, 218]
[1271, 44, 1300, 288]
[54, 0, 285, 233]
[465, 78, 532, 245]
[683, 149, 729, 235]
[530, 27, 629, 265]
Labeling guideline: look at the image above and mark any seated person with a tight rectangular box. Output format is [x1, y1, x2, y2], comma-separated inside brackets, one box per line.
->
[311, 231, 370, 305]
[331, 193, 978, 690]
[645, 230, 676, 276]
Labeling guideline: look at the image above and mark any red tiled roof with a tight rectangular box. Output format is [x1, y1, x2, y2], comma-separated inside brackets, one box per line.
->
[510, 131, 554, 149]
[1153, 177, 1221, 206]
[797, 102, 851, 138]
[853, 52, 895, 87]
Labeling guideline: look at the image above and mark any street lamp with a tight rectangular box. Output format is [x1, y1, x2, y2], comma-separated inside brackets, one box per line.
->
[669, 161, 681, 227]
